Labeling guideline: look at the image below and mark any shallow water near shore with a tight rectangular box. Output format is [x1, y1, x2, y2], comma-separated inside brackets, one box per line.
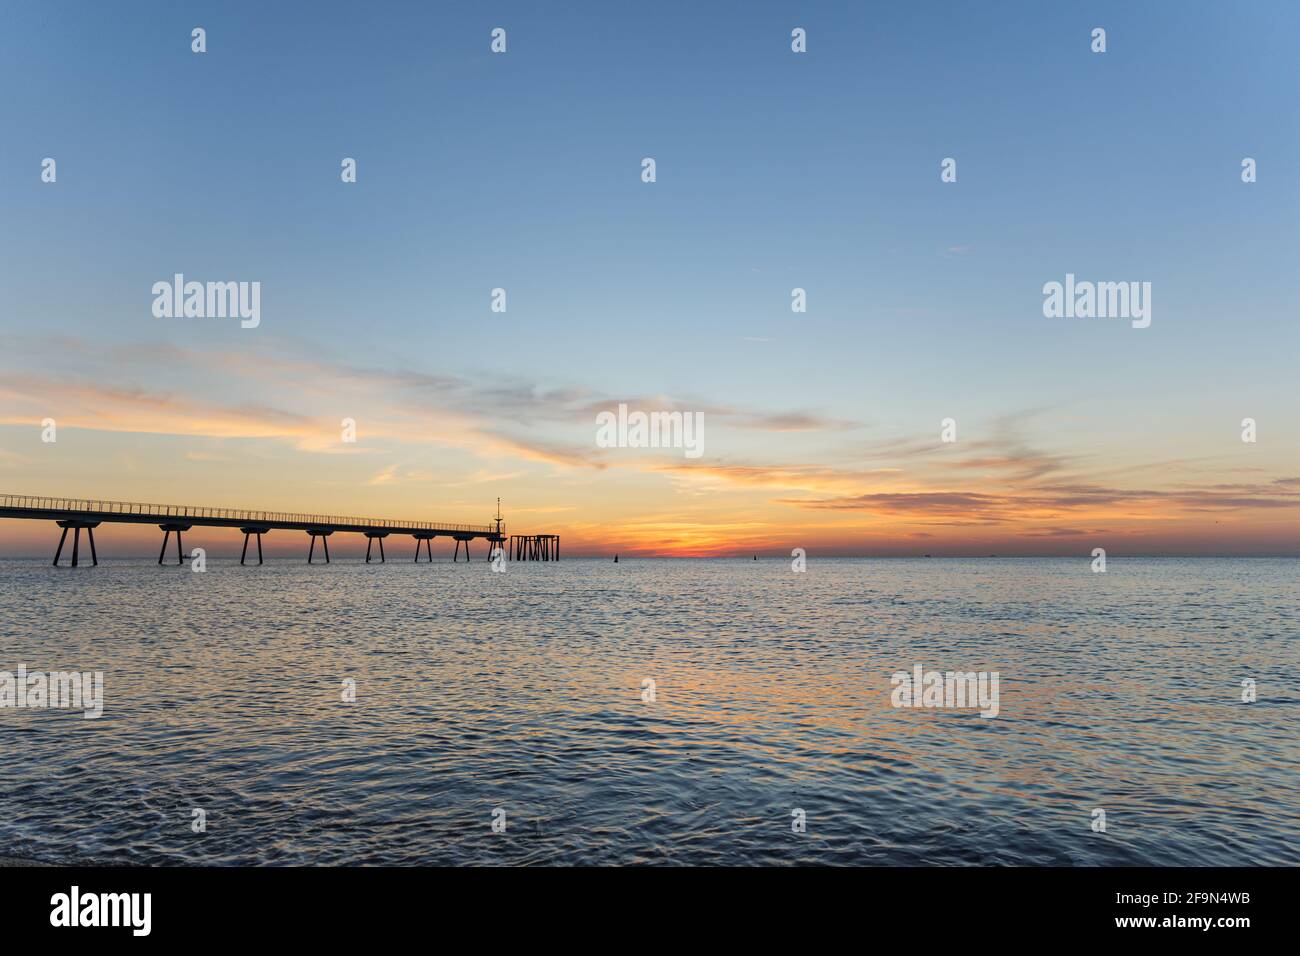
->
[1, 556, 1296, 866]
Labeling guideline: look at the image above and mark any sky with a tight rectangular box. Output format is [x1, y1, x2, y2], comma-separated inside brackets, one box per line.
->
[1, 1, 1298, 556]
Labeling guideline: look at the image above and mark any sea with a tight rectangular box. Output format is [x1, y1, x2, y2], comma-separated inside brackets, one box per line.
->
[1, 556, 1296, 865]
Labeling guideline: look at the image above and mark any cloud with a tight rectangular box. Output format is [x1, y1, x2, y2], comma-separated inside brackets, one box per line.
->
[366, 463, 439, 486]
[734, 411, 857, 432]
[778, 479, 1300, 521]
[0, 338, 858, 477]
[4, 336, 1298, 553]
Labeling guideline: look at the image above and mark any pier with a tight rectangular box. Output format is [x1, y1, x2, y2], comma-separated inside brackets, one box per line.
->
[510, 534, 559, 561]
[0, 494, 556, 567]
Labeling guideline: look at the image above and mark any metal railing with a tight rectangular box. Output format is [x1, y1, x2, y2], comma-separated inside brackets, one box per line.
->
[0, 493, 494, 534]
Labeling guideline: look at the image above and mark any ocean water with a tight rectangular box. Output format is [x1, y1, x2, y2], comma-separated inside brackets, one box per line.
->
[0, 556, 1296, 866]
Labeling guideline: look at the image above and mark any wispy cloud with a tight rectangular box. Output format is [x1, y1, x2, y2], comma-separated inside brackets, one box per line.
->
[0, 337, 863, 471]
[4, 337, 1298, 554]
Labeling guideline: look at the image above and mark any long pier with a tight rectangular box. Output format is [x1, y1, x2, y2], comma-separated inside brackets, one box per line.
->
[0, 493, 558, 567]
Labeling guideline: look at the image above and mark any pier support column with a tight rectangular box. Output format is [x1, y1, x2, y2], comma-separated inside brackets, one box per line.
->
[366, 532, 389, 563]
[413, 534, 435, 562]
[307, 529, 333, 564]
[503, 533, 559, 562]
[55, 521, 101, 567]
[158, 524, 191, 566]
[240, 527, 269, 565]
[452, 535, 474, 562]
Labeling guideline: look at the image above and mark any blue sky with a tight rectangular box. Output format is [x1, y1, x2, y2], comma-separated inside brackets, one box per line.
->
[2, 1, 1298, 554]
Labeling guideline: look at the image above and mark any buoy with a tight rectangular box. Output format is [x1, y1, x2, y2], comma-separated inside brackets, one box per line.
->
[614, 554, 619, 563]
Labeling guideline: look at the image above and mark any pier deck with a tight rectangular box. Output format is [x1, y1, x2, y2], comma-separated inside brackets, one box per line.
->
[0, 493, 555, 567]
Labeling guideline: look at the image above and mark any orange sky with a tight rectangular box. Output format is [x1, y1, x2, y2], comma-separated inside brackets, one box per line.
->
[2, 335, 1298, 557]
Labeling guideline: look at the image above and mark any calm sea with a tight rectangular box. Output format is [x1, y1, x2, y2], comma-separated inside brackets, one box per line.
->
[1, 556, 1296, 866]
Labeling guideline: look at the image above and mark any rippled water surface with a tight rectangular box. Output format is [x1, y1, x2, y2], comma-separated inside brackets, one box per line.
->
[0, 556, 1296, 865]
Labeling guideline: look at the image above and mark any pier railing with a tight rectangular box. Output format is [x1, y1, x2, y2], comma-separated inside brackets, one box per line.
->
[0, 493, 493, 535]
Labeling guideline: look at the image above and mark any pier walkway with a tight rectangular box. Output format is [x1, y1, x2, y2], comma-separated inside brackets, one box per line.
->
[0, 493, 556, 567]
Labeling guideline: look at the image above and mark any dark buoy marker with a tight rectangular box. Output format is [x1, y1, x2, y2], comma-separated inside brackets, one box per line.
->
[614, 554, 619, 563]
